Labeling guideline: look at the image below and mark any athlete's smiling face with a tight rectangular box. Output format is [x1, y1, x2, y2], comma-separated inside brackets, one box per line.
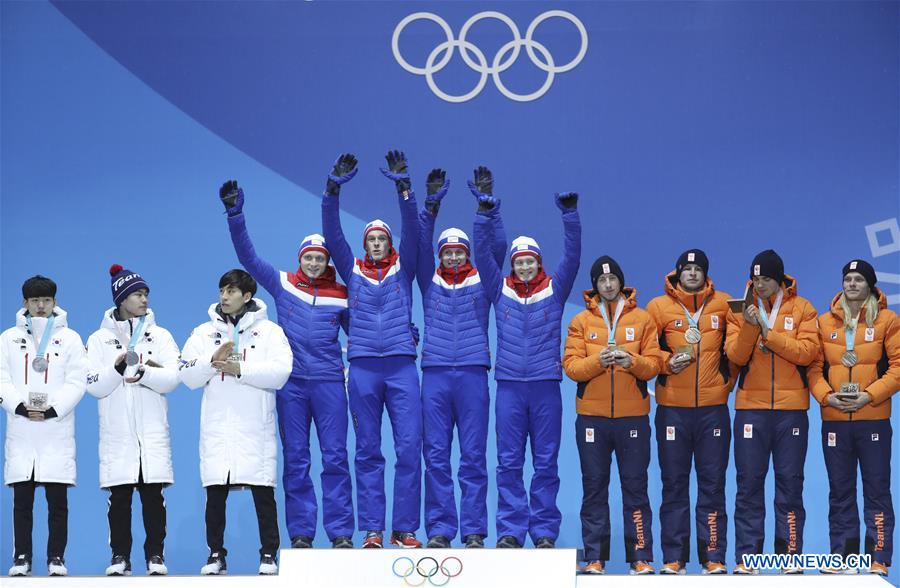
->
[513, 255, 539, 282]
[440, 247, 468, 269]
[300, 251, 328, 279]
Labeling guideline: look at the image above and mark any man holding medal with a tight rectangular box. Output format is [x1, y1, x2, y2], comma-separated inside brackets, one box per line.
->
[85, 265, 181, 576]
[180, 269, 292, 575]
[563, 256, 663, 575]
[646, 250, 736, 575]
[809, 259, 899, 576]
[1, 276, 87, 577]
[725, 250, 819, 574]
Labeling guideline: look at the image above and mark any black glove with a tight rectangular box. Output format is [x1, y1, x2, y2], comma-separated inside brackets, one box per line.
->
[44, 407, 57, 419]
[219, 180, 244, 215]
[424, 168, 449, 215]
[15, 403, 28, 417]
[468, 166, 493, 197]
[115, 356, 127, 376]
[554, 191, 578, 211]
[380, 150, 411, 193]
[326, 153, 359, 196]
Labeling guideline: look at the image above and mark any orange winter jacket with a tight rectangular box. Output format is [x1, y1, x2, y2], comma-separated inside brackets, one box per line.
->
[563, 288, 663, 418]
[808, 290, 900, 421]
[647, 273, 737, 407]
[725, 275, 819, 410]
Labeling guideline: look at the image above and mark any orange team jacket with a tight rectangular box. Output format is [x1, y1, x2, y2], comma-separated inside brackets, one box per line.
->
[808, 289, 900, 421]
[563, 288, 664, 418]
[646, 272, 737, 407]
[725, 275, 819, 410]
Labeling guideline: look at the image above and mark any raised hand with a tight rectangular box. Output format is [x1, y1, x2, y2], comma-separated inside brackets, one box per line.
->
[380, 149, 411, 193]
[326, 153, 359, 196]
[219, 180, 244, 215]
[554, 191, 578, 211]
[424, 168, 449, 215]
[467, 166, 493, 198]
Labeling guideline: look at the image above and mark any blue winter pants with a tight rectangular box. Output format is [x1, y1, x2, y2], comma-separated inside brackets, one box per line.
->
[422, 366, 489, 542]
[276, 377, 354, 541]
[495, 380, 561, 545]
[733, 409, 808, 561]
[576, 414, 653, 562]
[348, 356, 422, 533]
[655, 404, 730, 564]
[822, 419, 893, 565]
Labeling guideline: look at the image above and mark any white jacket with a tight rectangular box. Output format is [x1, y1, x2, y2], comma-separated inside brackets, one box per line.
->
[0, 308, 87, 485]
[86, 308, 180, 488]
[180, 299, 291, 487]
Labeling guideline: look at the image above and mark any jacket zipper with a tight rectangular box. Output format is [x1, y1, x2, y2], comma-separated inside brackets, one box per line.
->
[376, 268, 383, 356]
[452, 267, 459, 364]
[848, 365, 854, 421]
[609, 301, 615, 418]
[694, 339, 701, 408]
[522, 281, 531, 373]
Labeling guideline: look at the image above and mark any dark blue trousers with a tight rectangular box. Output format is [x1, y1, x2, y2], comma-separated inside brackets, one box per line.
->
[348, 356, 422, 533]
[822, 419, 894, 566]
[655, 404, 730, 564]
[495, 380, 562, 545]
[733, 409, 808, 561]
[422, 367, 489, 541]
[277, 377, 354, 541]
[576, 414, 653, 563]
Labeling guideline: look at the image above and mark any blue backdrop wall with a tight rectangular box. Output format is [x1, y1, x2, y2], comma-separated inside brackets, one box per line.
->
[1, 0, 898, 580]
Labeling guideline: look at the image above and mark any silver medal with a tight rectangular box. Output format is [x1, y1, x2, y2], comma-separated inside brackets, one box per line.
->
[684, 327, 702, 344]
[125, 350, 140, 366]
[32, 356, 48, 373]
[841, 350, 858, 368]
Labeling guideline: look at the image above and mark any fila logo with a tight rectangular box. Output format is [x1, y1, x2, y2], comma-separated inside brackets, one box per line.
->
[872, 433, 880, 442]
[792, 427, 800, 436]
[666, 426, 675, 441]
[830, 331, 838, 340]
[629, 429, 638, 438]
[713, 428, 721, 437]
[589, 332, 598, 340]
[675, 319, 683, 327]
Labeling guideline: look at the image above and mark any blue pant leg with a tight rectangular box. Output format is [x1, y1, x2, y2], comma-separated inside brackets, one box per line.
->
[495, 381, 529, 544]
[655, 405, 692, 563]
[822, 420, 859, 557]
[276, 378, 316, 540]
[454, 367, 489, 539]
[615, 415, 653, 562]
[309, 380, 355, 540]
[693, 405, 730, 564]
[383, 356, 422, 533]
[348, 358, 387, 532]
[856, 420, 893, 566]
[772, 410, 807, 554]
[422, 367, 458, 540]
[527, 380, 562, 543]
[733, 410, 771, 561]
[576, 415, 613, 562]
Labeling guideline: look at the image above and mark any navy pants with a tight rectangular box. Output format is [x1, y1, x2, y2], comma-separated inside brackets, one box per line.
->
[655, 404, 730, 564]
[423, 367, 489, 542]
[733, 409, 808, 561]
[576, 414, 653, 563]
[348, 356, 422, 533]
[822, 419, 893, 566]
[495, 380, 562, 545]
[277, 376, 354, 541]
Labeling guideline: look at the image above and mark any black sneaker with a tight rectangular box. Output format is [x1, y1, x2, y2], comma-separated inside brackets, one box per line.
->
[201, 552, 227, 575]
[105, 555, 132, 576]
[496, 535, 522, 548]
[427, 535, 451, 548]
[535, 537, 555, 549]
[291, 535, 313, 549]
[332, 536, 354, 549]
[464, 534, 485, 548]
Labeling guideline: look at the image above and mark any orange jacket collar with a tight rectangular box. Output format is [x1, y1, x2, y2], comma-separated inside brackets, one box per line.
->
[582, 287, 638, 317]
[663, 271, 716, 311]
[827, 287, 888, 321]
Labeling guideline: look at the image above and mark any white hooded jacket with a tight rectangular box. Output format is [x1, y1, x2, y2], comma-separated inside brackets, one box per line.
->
[180, 299, 291, 487]
[0, 308, 87, 485]
[86, 308, 180, 488]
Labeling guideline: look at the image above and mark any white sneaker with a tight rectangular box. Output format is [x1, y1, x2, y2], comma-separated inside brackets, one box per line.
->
[8, 556, 31, 577]
[258, 554, 278, 575]
[201, 553, 227, 575]
[47, 557, 68, 576]
[105, 555, 132, 576]
[147, 555, 168, 575]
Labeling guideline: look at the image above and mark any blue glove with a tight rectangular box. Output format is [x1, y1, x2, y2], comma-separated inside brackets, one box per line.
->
[410, 322, 420, 346]
[219, 180, 244, 216]
[424, 168, 449, 215]
[380, 149, 411, 193]
[325, 153, 358, 196]
[555, 191, 578, 211]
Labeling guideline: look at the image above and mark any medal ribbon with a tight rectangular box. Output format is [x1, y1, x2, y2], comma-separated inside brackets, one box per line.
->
[678, 295, 711, 330]
[844, 315, 859, 354]
[25, 314, 56, 364]
[127, 316, 147, 356]
[598, 297, 625, 345]
[756, 289, 784, 331]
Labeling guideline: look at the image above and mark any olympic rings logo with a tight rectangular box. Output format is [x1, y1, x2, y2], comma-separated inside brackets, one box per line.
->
[392, 556, 463, 586]
[392, 11, 589, 103]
